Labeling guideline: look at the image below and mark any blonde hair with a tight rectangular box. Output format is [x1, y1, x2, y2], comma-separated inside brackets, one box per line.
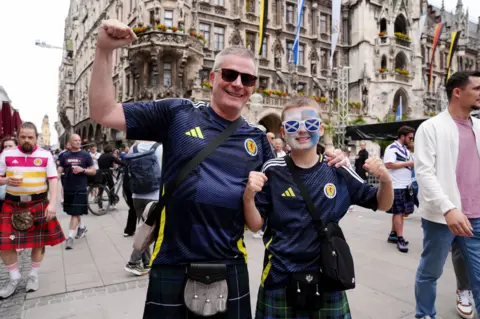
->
[281, 96, 320, 120]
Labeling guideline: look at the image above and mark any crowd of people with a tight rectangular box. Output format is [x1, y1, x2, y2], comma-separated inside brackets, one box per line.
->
[0, 18, 479, 319]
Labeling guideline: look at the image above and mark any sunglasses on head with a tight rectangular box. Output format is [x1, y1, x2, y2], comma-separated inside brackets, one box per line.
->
[216, 68, 258, 87]
[282, 118, 321, 133]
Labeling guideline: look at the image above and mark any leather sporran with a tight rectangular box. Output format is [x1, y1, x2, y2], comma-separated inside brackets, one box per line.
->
[132, 201, 158, 251]
[11, 209, 34, 231]
[184, 264, 228, 316]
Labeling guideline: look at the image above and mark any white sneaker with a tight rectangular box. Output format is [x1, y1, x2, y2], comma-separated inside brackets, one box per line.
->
[26, 275, 39, 292]
[457, 289, 474, 319]
[0, 278, 21, 299]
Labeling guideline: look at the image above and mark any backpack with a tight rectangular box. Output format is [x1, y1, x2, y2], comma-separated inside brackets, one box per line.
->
[124, 143, 161, 194]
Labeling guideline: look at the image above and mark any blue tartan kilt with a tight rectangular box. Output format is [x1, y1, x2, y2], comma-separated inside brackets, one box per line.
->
[63, 191, 88, 216]
[386, 188, 414, 215]
[255, 286, 351, 319]
[143, 264, 252, 319]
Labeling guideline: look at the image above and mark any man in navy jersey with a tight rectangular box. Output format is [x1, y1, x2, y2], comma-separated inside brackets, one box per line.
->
[88, 19, 348, 319]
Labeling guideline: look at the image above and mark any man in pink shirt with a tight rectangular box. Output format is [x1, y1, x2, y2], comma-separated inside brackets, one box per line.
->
[414, 71, 480, 319]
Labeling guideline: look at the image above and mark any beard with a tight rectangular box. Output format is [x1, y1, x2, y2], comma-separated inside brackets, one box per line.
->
[21, 142, 34, 153]
[471, 105, 480, 111]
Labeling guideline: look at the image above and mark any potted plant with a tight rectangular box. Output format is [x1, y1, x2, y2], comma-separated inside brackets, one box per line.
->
[379, 68, 388, 73]
[378, 31, 387, 37]
[394, 32, 411, 41]
[172, 26, 178, 32]
[201, 81, 211, 89]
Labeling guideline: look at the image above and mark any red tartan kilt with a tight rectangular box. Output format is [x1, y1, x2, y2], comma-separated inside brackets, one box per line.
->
[0, 199, 65, 250]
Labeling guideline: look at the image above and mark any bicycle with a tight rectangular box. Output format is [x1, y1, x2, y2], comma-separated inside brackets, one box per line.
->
[87, 168, 126, 216]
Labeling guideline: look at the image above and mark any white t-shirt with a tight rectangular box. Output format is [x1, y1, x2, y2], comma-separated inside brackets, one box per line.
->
[383, 141, 412, 189]
[90, 152, 101, 169]
[129, 142, 163, 200]
[276, 151, 286, 158]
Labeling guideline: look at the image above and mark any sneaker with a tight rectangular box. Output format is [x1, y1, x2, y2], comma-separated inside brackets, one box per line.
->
[123, 232, 134, 237]
[0, 278, 21, 299]
[456, 290, 474, 319]
[26, 275, 39, 293]
[75, 226, 88, 239]
[387, 231, 398, 243]
[124, 263, 149, 276]
[397, 237, 409, 253]
[65, 237, 74, 250]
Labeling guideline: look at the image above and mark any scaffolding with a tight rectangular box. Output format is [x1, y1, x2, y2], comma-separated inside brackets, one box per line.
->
[334, 66, 350, 149]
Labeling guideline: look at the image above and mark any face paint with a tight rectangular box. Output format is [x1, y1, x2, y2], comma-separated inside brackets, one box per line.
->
[283, 108, 322, 150]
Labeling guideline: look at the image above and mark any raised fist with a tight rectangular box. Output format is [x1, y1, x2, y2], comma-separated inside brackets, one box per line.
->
[96, 19, 137, 51]
[244, 171, 268, 201]
[363, 157, 391, 183]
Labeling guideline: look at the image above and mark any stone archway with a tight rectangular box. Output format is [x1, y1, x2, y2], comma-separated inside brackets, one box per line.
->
[81, 126, 87, 143]
[94, 124, 102, 143]
[258, 113, 282, 137]
[87, 124, 94, 142]
[393, 88, 409, 118]
[394, 14, 408, 34]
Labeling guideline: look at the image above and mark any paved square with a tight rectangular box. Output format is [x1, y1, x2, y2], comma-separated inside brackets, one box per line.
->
[0, 201, 464, 319]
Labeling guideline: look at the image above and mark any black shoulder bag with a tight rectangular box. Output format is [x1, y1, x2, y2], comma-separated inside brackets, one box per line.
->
[133, 117, 243, 251]
[284, 155, 355, 310]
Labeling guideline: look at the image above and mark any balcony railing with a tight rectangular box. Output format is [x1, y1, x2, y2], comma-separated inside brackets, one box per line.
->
[395, 73, 410, 82]
[393, 37, 411, 48]
[132, 30, 204, 52]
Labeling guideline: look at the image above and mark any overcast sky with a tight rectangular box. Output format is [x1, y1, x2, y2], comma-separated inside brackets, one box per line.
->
[0, 1, 479, 147]
[0, 0, 69, 146]
[429, 0, 480, 22]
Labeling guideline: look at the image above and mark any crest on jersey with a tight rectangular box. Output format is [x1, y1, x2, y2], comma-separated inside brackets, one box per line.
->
[33, 158, 43, 166]
[324, 183, 336, 199]
[244, 138, 258, 156]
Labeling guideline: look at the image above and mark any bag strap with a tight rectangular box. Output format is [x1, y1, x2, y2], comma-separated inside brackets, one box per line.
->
[145, 116, 244, 225]
[284, 155, 326, 237]
[150, 143, 160, 152]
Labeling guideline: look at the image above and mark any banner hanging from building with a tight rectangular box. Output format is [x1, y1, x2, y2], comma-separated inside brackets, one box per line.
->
[292, 0, 305, 65]
[445, 31, 461, 83]
[428, 23, 443, 88]
[330, 0, 341, 69]
[258, 0, 268, 56]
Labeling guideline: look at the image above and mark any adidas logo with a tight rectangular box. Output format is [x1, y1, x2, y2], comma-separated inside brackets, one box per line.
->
[185, 127, 204, 139]
[12, 160, 18, 164]
[281, 187, 296, 197]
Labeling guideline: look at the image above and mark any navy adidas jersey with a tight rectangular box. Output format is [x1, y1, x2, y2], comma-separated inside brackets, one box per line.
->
[123, 99, 274, 265]
[256, 155, 378, 288]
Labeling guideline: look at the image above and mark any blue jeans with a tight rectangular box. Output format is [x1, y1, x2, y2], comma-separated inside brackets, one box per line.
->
[415, 218, 480, 318]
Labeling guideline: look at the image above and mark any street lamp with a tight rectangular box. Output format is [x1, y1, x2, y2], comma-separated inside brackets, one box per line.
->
[35, 39, 64, 50]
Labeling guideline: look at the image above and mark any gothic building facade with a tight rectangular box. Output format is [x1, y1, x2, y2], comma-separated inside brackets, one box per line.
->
[55, 0, 480, 148]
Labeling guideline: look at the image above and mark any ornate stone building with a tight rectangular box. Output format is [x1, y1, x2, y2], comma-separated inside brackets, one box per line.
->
[40, 115, 51, 147]
[55, 0, 480, 147]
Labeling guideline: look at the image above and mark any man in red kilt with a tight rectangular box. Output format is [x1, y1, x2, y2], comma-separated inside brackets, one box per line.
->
[0, 122, 65, 299]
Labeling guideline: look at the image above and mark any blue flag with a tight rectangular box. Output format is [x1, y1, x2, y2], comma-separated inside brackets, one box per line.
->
[292, 0, 305, 65]
[396, 96, 403, 121]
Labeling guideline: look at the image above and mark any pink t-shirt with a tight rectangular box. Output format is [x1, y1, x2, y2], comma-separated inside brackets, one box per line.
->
[454, 118, 480, 218]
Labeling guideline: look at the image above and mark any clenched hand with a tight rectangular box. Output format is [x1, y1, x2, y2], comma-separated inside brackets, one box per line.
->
[244, 172, 268, 201]
[96, 19, 137, 51]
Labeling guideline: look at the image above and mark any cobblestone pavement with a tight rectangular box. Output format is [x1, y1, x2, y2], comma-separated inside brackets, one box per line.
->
[0, 199, 467, 318]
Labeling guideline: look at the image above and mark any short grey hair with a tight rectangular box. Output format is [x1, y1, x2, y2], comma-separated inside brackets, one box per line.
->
[212, 46, 257, 74]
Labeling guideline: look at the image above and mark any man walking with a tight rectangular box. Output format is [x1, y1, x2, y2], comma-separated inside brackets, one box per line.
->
[124, 140, 162, 276]
[0, 122, 65, 298]
[355, 141, 369, 181]
[58, 134, 96, 250]
[414, 71, 480, 319]
[88, 19, 347, 318]
[383, 126, 415, 253]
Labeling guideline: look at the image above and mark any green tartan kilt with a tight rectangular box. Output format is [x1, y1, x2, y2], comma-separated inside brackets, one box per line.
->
[255, 285, 351, 319]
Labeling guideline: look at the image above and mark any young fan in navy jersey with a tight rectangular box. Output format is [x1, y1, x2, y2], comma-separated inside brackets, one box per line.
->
[244, 97, 394, 318]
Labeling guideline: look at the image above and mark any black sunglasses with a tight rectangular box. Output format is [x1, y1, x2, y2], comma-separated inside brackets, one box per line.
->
[216, 68, 258, 87]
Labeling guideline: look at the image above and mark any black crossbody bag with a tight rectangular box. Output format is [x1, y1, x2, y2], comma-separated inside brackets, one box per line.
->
[284, 155, 356, 310]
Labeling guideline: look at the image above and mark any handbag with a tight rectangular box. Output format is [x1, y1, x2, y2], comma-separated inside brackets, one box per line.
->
[284, 155, 355, 308]
[184, 264, 228, 316]
[133, 116, 244, 251]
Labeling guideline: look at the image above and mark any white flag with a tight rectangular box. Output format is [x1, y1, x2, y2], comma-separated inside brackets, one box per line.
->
[418, 14, 427, 44]
[330, 0, 341, 69]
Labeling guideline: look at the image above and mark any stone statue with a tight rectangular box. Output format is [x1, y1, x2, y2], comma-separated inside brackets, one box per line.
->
[362, 85, 369, 115]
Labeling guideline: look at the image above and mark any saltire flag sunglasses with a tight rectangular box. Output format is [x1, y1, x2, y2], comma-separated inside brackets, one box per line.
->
[282, 119, 321, 133]
[216, 68, 258, 87]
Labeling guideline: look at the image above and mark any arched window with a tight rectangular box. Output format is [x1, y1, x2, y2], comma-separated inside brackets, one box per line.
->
[381, 55, 387, 69]
[394, 15, 408, 35]
[379, 18, 387, 33]
[395, 52, 407, 70]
